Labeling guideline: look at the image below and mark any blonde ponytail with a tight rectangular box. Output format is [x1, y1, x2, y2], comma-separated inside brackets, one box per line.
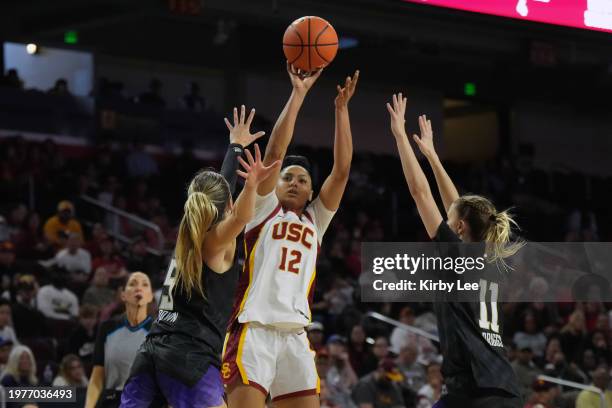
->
[174, 170, 230, 298]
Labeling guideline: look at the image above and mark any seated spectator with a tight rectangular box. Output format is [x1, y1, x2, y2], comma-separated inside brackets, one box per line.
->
[85, 223, 108, 258]
[14, 211, 51, 259]
[575, 367, 612, 408]
[51, 233, 92, 292]
[545, 350, 588, 386]
[415, 363, 443, 408]
[523, 379, 559, 408]
[396, 344, 426, 394]
[390, 306, 436, 358]
[47, 78, 71, 96]
[0, 337, 14, 372]
[125, 236, 161, 278]
[581, 349, 598, 380]
[320, 378, 342, 408]
[0, 241, 23, 292]
[52, 354, 88, 387]
[36, 267, 79, 320]
[0, 299, 18, 345]
[352, 358, 406, 408]
[560, 310, 587, 364]
[307, 321, 325, 353]
[43, 200, 83, 249]
[513, 312, 548, 359]
[137, 78, 165, 107]
[372, 336, 391, 362]
[348, 324, 378, 377]
[11, 275, 48, 340]
[326, 335, 358, 408]
[65, 304, 98, 374]
[2, 69, 23, 89]
[511, 347, 542, 400]
[181, 81, 206, 112]
[82, 267, 115, 308]
[0, 345, 38, 386]
[586, 330, 610, 367]
[91, 237, 127, 280]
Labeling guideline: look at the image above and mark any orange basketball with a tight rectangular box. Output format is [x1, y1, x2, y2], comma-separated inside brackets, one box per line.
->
[283, 16, 338, 73]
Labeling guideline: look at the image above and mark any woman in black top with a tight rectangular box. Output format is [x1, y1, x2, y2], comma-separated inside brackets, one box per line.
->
[386, 94, 524, 408]
[120, 106, 279, 408]
[85, 272, 154, 408]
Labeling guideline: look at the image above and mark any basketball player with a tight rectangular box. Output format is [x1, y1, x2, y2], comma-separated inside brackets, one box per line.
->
[120, 106, 279, 408]
[223, 64, 359, 408]
[386, 94, 523, 408]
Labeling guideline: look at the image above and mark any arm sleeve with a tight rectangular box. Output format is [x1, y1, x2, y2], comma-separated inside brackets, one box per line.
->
[92, 320, 112, 366]
[434, 220, 461, 243]
[306, 197, 336, 243]
[219, 143, 244, 195]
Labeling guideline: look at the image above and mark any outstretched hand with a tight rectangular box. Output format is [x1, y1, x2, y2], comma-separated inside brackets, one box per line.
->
[224, 105, 266, 147]
[386, 93, 408, 139]
[287, 62, 323, 95]
[412, 114, 436, 159]
[334, 70, 360, 109]
[237, 144, 281, 187]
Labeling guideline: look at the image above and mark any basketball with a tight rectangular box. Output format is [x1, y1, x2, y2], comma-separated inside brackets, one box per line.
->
[283, 16, 339, 73]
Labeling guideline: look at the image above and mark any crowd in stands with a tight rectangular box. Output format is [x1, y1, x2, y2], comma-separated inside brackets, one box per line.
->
[0, 121, 610, 408]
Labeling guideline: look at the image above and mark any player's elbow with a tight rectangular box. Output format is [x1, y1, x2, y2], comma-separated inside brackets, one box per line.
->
[410, 186, 432, 203]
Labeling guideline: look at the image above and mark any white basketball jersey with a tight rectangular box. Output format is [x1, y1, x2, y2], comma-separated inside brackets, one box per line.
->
[233, 191, 335, 329]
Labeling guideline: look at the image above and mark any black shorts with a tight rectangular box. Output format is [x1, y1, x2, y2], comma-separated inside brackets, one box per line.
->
[129, 334, 218, 388]
[440, 389, 523, 408]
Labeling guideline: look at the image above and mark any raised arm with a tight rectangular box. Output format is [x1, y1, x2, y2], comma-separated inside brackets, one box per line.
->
[318, 70, 359, 211]
[207, 144, 280, 249]
[387, 94, 442, 238]
[412, 114, 459, 215]
[257, 63, 323, 195]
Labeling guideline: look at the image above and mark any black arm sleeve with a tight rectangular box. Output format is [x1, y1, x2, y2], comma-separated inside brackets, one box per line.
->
[219, 143, 244, 195]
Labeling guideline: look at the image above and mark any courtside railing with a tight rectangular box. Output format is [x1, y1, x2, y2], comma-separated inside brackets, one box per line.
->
[537, 375, 606, 408]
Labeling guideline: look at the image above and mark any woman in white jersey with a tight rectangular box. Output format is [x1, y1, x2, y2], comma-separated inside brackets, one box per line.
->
[223, 64, 359, 408]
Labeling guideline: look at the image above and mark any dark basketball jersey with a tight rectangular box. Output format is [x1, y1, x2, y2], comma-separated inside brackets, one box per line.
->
[148, 259, 240, 367]
[433, 221, 521, 398]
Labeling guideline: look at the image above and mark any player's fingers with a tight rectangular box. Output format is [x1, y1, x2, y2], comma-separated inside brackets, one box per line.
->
[237, 156, 251, 171]
[413, 134, 423, 146]
[254, 143, 262, 162]
[224, 117, 233, 131]
[233, 107, 238, 126]
[252, 131, 266, 141]
[427, 119, 432, 134]
[345, 76, 350, 89]
[240, 105, 246, 124]
[386, 103, 395, 116]
[246, 108, 256, 127]
[236, 170, 248, 179]
[265, 159, 282, 170]
[402, 97, 408, 111]
[392, 94, 398, 110]
[244, 148, 255, 166]
[351, 70, 360, 89]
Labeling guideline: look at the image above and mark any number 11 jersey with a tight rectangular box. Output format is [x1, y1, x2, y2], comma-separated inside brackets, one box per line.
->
[231, 191, 335, 329]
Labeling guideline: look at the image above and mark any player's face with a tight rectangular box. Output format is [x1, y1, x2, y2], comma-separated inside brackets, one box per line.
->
[276, 166, 313, 211]
[122, 272, 154, 307]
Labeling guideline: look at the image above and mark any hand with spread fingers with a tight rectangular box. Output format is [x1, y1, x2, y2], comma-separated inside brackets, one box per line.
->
[334, 70, 360, 110]
[224, 105, 266, 147]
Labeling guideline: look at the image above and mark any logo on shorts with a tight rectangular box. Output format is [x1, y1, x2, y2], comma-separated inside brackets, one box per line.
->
[221, 363, 231, 379]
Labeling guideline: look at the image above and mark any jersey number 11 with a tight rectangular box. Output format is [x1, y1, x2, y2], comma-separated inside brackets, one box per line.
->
[478, 279, 499, 333]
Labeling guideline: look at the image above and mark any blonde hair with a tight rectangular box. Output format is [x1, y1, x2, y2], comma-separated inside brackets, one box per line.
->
[1, 345, 38, 385]
[58, 354, 83, 386]
[175, 170, 230, 298]
[453, 195, 524, 268]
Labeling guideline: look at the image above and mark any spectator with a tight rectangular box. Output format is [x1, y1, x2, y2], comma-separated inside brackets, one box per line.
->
[6, 203, 27, 240]
[372, 336, 391, 362]
[320, 378, 342, 408]
[0, 345, 38, 386]
[2, 69, 23, 89]
[14, 211, 50, 259]
[513, 312, 548, 359]
[586, 330, 610, 367]
[0, 299, 18, 345]
[125, 236, 161, 278]
[575, 367, 612, 408]
[307, 321, 325, 353]
[43, 200, 83, 249]
[396, 344, 426, 394]
[0, 241, 23, 292]
[47, 78, 71, 96]
[52, 232, 92, 279]
[560, 309, 587, 364]
[390, 306, 436, 358]
[511, 347, 542, 400]
[581, 349, 598, 379]
[65, 304, 98, 374]
[85, 223, 109, 258]
[348, 324, 378, 377]
[137, 78, 165, 107]
[523, 379, 559, 408]
[181, 81, 206, 112]
[352, 358, 406, 408]
[91, 237, 127, 280]
[36, 267, 79, 320]
[53, 354, 88, 387]
[415, 363, 443, 408]
[82, 267, 115, 308]
[10, 275, 47, 340]
[0, 337, 13, 372]
[326, 335, 359, 408]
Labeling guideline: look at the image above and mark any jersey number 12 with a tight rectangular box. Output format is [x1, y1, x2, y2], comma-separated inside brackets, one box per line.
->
[478, 279, 499, 333]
